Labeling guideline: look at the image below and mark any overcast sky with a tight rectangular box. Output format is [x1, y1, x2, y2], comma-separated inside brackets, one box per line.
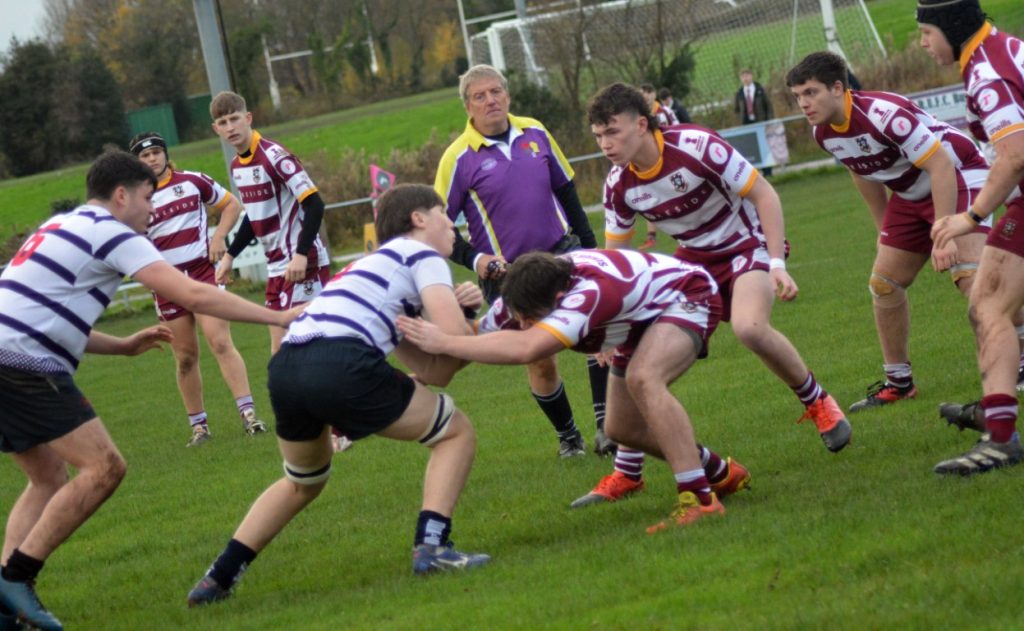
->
[1, 0, 47, 53]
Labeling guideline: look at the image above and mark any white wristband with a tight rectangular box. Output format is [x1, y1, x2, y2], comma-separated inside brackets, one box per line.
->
[769, 257, 786, 271]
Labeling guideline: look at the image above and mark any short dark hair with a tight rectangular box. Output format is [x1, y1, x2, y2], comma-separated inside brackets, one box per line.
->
[86, 151, 158, 201]
[657, 87, 672, 101]
[587, 83, 658, 131]
[375, 183, 444, 244]
[786, 51, 848, 90]
[639, 83, 656, 93]
[500, 251, 574, 322]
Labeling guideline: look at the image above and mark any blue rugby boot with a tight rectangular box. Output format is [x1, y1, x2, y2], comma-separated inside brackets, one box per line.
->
[412, 543, 490, 575]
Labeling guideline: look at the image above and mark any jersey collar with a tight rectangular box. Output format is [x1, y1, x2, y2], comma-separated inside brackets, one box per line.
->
[465, 115, 527, 151]
[629, 129, 664, 180]
[237, 130, 262, 165]
[830, 90, 854, 133]
[959, 22, 993, 72]
[156, 168, 174, 189]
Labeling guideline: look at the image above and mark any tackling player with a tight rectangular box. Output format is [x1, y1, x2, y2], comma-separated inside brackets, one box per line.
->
[918, 0, 1024, 474]
[210, 91, 331, 355]
[187, 184, 489, 607]
[786, 51, 995, 413]
[129, 131, 268, 446]
[399, 249, 752, 532]
[568, 83, 851, 509]
[0, 151, 298, 630]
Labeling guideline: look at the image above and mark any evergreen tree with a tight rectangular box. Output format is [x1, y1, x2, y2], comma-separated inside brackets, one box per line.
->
[0, 41, 62, 176]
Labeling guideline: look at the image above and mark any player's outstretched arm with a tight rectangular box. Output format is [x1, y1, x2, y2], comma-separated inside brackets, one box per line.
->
[209, 194, 242, 262]
[392, 284, 477, 385]
[133, 260, 295, 328]
[85, 325, 173, 356]
[397, 316, 564, 365]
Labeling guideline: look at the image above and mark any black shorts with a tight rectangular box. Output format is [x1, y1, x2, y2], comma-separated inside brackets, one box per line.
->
[0, 366, 97, 453]
[268, 337, 416, 442]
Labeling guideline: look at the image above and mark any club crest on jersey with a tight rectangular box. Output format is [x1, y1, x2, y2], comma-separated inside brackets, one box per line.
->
[173, 185, 185, 197]
[670, 172, 687, 193]
[731, 254, 748, 273]
[303, 280, 315, 296]
[680, 302, 698, 313]
[252, 168, 261, 183]
[521, 141, 540, 157]
[856, 137, 870, 154]
[1002, 219, 1017, 238]
[481, 158, 497, 171]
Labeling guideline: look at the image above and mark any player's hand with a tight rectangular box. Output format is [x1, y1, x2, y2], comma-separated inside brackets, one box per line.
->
[278, 303, 309, 328]
[397, 316, 446, 354]
[592, 349, 615, 368]
[454, 282, 483, 311]
[285, 254, 308, 282]
[770, 268, 799, 301]
[930, 240, 958, 272]
[475, 254, 507, 280]
[122, 325, 173, 355]
[209, 235, 228, 263]
[215, 254, 234, 285]
[931, 214, 974, 251]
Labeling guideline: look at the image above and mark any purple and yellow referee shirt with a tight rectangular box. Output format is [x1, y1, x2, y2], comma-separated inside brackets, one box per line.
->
[434, 114, 574, 263]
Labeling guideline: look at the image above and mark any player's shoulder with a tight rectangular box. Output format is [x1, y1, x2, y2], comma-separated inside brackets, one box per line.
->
[169, 169, 217, 187]
[604, 164, 627, 189]
[853, 91, 910, 128]
[509, 114, 547, 133]
[662, 125, 715, 160]
[255, 135, 297, 165]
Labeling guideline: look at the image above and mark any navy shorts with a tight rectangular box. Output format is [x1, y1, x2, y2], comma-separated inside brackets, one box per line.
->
[268, 338, 416, 442]
[0, 366, 97, 453]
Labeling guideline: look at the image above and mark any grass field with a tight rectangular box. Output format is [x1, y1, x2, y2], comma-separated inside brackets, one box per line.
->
[2, 169, 1023, 629]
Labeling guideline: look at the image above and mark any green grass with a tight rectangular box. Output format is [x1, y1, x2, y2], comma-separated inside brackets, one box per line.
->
[0, 89, 466, 246]
[3, 170, 1023, 629]
[867, 0, 1024, 52]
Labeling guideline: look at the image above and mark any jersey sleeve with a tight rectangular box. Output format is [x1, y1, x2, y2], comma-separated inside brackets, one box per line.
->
[879, 108, 942, 166]
[603, 168, 636, 243]
[99, 224, 166, 278]
[541, 128, 575, 188]
[435, 145, 469, 222]
[196, 172, 232, 211]
[534, 287, 599, 348]
[702, 137, 758, 197]
[269, 151, 318, 203]
[970, 77, 1024, 143]
[477, 298, 521, 334]
[409, 248, 454, 292]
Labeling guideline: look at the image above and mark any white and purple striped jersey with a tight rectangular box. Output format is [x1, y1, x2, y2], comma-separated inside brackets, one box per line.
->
[148, 169, 232, 267]
[0, 206, 164, 374]
[283, 237, 452, 355]
[231, 131, 329, 277]
[813, 90, 989, 200]
[479, 249, 718, 354]
[604, 127, 763, 260]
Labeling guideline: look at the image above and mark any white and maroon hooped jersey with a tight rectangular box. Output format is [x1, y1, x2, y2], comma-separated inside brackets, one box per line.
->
[284, 237, 452, 356]
[960, 23, 1024, 194]
[478, 249, 718, 354]
[813, 90, 988, 201]
[604, 127, 763, 259]
[0, 206, 164, 374]
[147, 169, 232, 267]
[231, 131, 329, 278]
[653, 102, 679, 128]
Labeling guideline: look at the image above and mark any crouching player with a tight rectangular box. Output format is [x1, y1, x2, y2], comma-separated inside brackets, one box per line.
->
[187, 184, 489, 607]
[0, 151, 300, 631]
[399, 249, 751, 533]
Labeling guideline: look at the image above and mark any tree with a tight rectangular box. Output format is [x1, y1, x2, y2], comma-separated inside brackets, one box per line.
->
[53, 46, 129, 156]
[0, 41, 62, 176]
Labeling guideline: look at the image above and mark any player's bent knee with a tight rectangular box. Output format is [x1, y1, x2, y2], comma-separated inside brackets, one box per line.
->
[283, 460, 332, 486]
[418, 392, 457, 448]
[869, 272, 906, 308]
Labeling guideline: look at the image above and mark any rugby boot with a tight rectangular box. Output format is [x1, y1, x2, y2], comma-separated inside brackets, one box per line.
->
[646, 492, 724, 534]
[593, 427, 617, 456]
[710, 457, 751, 498]
[938, 401, 985, 432]
[0, 575, 62, 631]
[412, 543, 490, 575]
[241, 409, 268, 435]
[558, 431, 586, 458]
[186, 423, 211, 447]
[848, 380, 917, 413]
[187, 575, 232, 607]
[570, 471, 644, 508]
[798, 394, 852, 452]
[933, 433, 1023, 476]
[638, 235, 658, 251]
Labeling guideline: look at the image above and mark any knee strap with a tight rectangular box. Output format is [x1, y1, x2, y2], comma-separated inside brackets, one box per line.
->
[950, 262, 978, 286]
[283, 460, 332, 486]
[418, 392, 456, 448]
[869, 272, 906, 308]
